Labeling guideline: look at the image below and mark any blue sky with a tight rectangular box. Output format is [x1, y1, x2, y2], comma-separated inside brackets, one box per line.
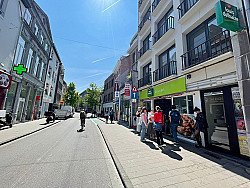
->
[36, 0, 138, 92]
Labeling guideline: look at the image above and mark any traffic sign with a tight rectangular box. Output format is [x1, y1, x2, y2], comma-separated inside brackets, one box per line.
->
[131, 86, 138, 92]
[131, 91, 138, 99]
[115, 91, 119, 98]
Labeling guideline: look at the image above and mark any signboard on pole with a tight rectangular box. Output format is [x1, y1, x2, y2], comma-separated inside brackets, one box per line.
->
[215, 1, 242, 32]
[115, 91, 119, 98]
[124, 83, 131, 99]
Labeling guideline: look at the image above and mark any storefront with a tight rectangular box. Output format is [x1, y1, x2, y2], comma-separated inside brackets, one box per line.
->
[201, 85, 249, 157]
[120, 94, 130, 122]
[5, 81, 17, 112]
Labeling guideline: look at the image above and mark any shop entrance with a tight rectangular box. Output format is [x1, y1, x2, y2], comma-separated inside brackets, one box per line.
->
[201, 86, 240, 154]
[16, 98, 25, 122]
[154, 99, 171, 114]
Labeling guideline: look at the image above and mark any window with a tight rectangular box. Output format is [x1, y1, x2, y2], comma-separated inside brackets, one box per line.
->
[159, 46, 176, 68]
[173, 95, 194, 114]
[24, 9, 31, 25]
[41, 34, 44, 45]
[0, 0, 8, 17]
[34, 24, 39, 36]
[14, 36, 26, 65]
[26, 49, 34, 72]
[157, 7, 174, 35]
[45, 43, 48, 52]
[52, 71, 55, 81]
[48, 66, 52, 78]
[33, 56, 39, 76]
[143, 63, 151, 78]
[41, 63, 46, 81]
[39, 61, 44, 80]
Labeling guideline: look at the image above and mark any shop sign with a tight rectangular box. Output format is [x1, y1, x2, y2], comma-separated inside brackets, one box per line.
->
[36, 96, 41, 101]
[148, 88, 154, 97]
[60, 100, 64, 104]
[140, 77, 186, 100]
[115, 91, 119, 98]
[215, 1, 242, 32]
[115, 97, 119, 106]
[0, 71, 12, 89]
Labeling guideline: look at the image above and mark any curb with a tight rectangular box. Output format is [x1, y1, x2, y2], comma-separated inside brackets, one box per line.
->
[0, 121, 61, 146]
[91, 118, 133, 188]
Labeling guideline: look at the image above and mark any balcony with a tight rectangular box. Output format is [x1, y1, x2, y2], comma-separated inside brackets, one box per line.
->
[152, 0, 161, 12]
[139, 41, 151, 58]
[181, 30, 232, 70]
[153, 16, 174, 45]
[138, 73, 152, 88]
[138, 8, 151, 32]
[177, 0, 199, 19]
[153, 61, 177, 82]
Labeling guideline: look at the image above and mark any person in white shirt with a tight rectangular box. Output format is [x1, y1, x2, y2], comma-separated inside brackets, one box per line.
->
[147, 109, 155, 140]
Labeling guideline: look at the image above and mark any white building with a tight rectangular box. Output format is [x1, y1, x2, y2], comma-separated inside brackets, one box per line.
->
[137, 0, 249, 157]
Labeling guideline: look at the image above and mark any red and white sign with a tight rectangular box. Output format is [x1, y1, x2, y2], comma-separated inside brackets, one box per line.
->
[124, 83, 131, 99]
[0, 71, 12, 89]
[131, 86, 138, 92]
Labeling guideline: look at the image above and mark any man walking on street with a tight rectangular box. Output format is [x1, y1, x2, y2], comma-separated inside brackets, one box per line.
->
[169, 105, 181, 144]
[109, 109, 114, 124]
[79, 110, 86, 132]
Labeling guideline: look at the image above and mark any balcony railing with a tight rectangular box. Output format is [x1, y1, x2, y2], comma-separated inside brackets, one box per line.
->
[177, 0, 199, 19]
[153, 61, 177, 82]
[139, 41, 151, 58]
[152, 0, 161, 12]
[138, 8, 151, 32]
[138, 73, 152, 88]
[138, 0, 145, 8]
[181, 30, 232, 70]
[153, 16, 174, 45]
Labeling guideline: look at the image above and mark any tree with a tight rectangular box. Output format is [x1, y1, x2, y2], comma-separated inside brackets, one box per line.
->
[63, 82, 79, 107]
[84, 82, 102, 109]
[78, 97, 84, 109]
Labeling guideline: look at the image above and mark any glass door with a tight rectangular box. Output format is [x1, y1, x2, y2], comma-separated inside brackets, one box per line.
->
[16, 98, 25, 122]
[204, 91, 230, 150]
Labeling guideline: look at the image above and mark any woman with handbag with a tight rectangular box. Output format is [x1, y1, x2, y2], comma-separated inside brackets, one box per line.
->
[140, 107, 147, 142]
[136, 107, 142, 135]
[153, 106, 164, 146]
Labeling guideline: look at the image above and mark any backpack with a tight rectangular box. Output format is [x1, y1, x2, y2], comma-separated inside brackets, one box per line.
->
[170, 110, 181, 124]
[80, 111, 86, 119]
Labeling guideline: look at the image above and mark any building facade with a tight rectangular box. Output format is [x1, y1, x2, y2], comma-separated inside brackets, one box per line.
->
[102, 73, 114, 113]
[137, 0, 249, 157]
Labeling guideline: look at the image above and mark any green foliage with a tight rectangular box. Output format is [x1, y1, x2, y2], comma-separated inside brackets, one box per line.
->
[79, 97, 84, 108]
[63, 82, 79, 107]
[84, 82, 102, 108]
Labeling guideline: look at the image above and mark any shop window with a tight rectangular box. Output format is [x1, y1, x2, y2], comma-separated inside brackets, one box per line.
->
[26, 87, 35, 120]
[173, 95, 194, 114]
[5, 81, 17, 112]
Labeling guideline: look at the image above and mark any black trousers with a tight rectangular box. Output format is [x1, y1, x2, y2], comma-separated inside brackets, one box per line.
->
[155, 130, 163, 145]
[81, 118, 85, 128]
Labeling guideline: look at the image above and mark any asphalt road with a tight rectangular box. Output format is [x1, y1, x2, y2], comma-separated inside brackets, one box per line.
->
[0, 114, 122, 188]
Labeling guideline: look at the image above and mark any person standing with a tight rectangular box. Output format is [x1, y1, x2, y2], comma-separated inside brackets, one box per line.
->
[147, 109, 155, 140]
[136, 107, 142, 135]
[109, 108, 114, 124]
[153, 106, 164, 146]
[105, 111, 109, 124]
[169, 105, 181, 144]
[194, 107, 207, 148]
[140, 107, 147, 142]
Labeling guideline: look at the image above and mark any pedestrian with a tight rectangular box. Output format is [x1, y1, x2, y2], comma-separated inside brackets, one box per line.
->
[169, 105, 181, 144]
[140, 107, 147, 142]
[79, 110, 86, 131]
[136, 107, 142, 135]
[194, 107, 207, 148]
[109, 108, 114, 124]
[105, 111, 109, 124]
[147, 109, 155, 140]
[153, 106, 164, 146]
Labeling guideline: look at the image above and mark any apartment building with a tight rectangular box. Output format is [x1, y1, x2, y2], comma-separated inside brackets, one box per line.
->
[137, 0, 249, 157]
[9, 0, 53, 122]
[103, 73, 114, 113]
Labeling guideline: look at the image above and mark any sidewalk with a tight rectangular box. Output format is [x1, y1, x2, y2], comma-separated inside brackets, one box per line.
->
[95, 117, 250, 188]
[0, 118, 60, 146]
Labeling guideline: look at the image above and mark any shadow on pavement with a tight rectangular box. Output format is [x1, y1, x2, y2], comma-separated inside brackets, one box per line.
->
[144, 141, 159, 150]
[0, 127, 10, 131]
[160, 143, 183, 161]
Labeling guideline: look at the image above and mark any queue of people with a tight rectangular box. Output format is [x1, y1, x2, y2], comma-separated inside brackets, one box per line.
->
[135, 105, 206, 148]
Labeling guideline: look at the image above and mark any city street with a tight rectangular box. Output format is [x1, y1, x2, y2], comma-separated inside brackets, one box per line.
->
[0, 114, 122, 188]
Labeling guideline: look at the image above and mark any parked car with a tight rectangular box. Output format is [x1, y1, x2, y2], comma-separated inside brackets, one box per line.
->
[61, 106, 74, 118]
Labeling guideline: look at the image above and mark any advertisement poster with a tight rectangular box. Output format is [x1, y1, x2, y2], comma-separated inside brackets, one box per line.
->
[231, 87, 250, 157]
[177, 114, 196, 140]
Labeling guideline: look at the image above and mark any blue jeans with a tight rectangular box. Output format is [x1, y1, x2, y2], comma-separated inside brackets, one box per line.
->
[171, 124, 179, 142]
[141, 122, 146, 141]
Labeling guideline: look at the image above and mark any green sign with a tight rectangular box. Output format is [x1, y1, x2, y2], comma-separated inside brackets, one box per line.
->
[215, 1, 242, 32]
[140, 77, 186, 100]
[13, 64, 27, 75]
[148, 88, 154, 97]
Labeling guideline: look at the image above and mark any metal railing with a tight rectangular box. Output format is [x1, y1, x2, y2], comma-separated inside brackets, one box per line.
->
[139, 41, 151, 58]
[181, 30, 232, 70]
[138, 8, 151, 32]
[153, 61, 177, 82]
[177, 0, 199, 19]
[138, 73, 152, 88]
[152, 0, 161, 12]
[153, 16, 174, 45]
